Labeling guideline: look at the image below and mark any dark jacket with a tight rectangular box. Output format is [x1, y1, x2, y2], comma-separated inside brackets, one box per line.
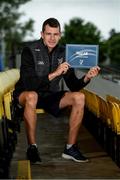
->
[14, 38, 89, 96]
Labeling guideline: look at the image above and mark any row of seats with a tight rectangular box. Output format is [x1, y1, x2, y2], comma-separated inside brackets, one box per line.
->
[0, 68, 44, 179]
[0, 69, 20, 179]
[81, 88, 120, 167]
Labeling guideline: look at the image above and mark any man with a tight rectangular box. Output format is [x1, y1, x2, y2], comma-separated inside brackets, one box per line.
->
[13, 17, 100, 164]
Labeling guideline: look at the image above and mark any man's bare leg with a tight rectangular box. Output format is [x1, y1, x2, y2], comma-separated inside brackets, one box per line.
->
[18, 91, 41, 163]
[18, 91, 38, 145]
[59, 92, 85, 144]
[60, 92, 88, 162]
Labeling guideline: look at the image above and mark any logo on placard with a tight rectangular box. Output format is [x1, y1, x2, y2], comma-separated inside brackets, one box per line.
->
[69, 49, 96, 65]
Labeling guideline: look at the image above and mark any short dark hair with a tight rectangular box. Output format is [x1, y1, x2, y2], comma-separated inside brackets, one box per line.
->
[42, 18, 61, 32]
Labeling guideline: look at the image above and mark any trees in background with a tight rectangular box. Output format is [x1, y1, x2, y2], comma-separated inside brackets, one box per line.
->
[0, 0, 34, 68]
[61, 18, 101, 44]
[107, 29, 120, 65]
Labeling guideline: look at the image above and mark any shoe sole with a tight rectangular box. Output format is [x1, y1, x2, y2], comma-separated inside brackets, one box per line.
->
[62, 153, 89, 163]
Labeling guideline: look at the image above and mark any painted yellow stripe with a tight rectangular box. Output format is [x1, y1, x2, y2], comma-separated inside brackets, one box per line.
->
[17, 160, 32, 180]
[36, 108, 45, 114]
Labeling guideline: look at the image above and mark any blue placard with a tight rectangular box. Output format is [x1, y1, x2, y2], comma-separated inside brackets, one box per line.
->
[66, 44, 99, 68]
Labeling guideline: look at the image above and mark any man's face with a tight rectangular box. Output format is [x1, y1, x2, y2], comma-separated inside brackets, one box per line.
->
[41, 24, 61, 52]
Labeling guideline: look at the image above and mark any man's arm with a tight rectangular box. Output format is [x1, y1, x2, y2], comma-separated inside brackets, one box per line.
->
[48, 62, 69, 81]
[48, 61, 100, 91]
[64, 66, 100, 92]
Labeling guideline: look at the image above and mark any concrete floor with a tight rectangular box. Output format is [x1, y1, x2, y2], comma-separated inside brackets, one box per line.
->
[10, 112, 120, 179]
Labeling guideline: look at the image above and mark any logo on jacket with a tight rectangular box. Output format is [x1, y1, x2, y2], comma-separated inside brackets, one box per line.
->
[38, 61, 44, 65]
[35, 48, 40, 52]
[58, 58, 64, 65]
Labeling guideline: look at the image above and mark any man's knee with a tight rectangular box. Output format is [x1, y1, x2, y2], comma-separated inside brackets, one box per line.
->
[25, 91, 38, 107]
[72, 92, 85, 107]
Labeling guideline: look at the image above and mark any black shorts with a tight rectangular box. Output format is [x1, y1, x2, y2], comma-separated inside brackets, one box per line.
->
[13, 91, 67, 117]
[37, 91, 67, 117]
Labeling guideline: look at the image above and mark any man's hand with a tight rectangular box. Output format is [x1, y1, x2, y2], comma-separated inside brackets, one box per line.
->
[55, 62, 70, 76]
[84, 66, 101, 83]
[48, 62, 70, 81]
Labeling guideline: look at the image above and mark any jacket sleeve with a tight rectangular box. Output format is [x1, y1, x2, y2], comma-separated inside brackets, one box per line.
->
[63, 68, 90, 91]
[20, 47, 50, 91]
